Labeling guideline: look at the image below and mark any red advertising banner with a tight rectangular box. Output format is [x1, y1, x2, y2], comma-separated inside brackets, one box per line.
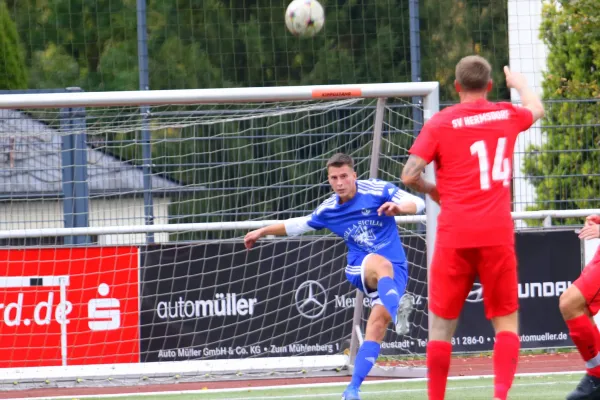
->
[0, 247, 140, 367]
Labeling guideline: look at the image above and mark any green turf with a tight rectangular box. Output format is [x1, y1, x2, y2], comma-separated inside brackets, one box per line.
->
[56, 373, 585, 400]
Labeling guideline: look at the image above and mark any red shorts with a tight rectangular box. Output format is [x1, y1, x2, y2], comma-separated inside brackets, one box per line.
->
[574, 249, 600, 315]
[429, 245, 518, 320]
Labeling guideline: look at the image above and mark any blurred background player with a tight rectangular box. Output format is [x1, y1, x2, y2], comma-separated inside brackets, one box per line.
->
[400, 55, 544, 400]
[559, 214, 600, 400]
[244, 153, 424, 400]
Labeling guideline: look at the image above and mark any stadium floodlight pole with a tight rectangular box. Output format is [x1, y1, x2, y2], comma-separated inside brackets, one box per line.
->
[348, 97, 387, 370]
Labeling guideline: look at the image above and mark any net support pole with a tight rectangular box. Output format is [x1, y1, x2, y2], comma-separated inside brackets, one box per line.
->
[59, 277, 68, 367]
[60, 88, 90, 245]
[409, 0, 423, 136]
[60, 110, 75, 243]
[137, 0, 155, 243]
[348, 97, 387, 369]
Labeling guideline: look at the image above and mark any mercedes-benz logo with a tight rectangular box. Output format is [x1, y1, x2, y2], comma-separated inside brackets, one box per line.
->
[466, 283, 483, 303]
[295, 280, 327, 319]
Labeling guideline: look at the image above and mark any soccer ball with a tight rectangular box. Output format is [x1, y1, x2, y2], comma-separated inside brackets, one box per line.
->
[285, 0, 325, 38]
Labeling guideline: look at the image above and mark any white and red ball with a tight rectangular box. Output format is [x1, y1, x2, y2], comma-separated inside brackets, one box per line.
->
[285, 0, 325, 38]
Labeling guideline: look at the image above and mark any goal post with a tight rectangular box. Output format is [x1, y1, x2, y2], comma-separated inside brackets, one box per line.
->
[0, 82, 440, 388]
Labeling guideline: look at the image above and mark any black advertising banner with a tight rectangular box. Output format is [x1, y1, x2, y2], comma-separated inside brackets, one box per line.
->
[139, 230, 577, 362]
[452, 230, 580, 352]
[139, 238, 428, 362]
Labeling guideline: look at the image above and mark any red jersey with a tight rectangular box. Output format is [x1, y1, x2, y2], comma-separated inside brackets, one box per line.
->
[409, 99, 533, 248]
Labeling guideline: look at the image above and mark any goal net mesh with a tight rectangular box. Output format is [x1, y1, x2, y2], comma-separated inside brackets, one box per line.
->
[0, 96, 427, 386]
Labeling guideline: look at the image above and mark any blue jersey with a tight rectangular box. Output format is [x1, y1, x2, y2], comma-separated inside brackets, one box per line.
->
[284, 179, 425, 266]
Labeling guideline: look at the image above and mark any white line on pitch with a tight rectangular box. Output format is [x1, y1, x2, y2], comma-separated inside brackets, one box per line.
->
[202, 380, 582, 400]
[17, 373, 584, 400]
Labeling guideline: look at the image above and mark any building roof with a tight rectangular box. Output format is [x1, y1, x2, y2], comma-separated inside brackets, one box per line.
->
[0, 109, 181, 197]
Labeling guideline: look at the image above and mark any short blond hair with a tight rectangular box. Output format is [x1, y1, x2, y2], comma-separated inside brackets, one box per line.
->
[455, 55, 492, 91]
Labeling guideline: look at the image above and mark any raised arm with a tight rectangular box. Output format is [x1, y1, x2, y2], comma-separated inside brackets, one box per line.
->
[504, 66, 545, 123]
[586, 214, 600, 226]
[401, 155, 440, 204]
[578, 214, 600, 240]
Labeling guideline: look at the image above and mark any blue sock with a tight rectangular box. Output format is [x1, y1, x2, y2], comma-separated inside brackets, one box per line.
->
[350, 341, 381, 388]
[377, 276, 400, 323]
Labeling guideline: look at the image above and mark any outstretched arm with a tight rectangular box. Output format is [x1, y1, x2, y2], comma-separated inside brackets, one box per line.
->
[401, 155, 440, 204]
[244, 216, 318, 249]
[244, 223, 286, 249]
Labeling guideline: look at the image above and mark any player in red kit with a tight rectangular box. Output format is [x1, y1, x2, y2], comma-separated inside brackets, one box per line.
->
[400, 55, 544, 400]
[560, 214, 600, 400]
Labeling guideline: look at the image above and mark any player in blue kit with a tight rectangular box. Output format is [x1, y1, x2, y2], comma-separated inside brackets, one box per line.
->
[244, 153, 425, 400]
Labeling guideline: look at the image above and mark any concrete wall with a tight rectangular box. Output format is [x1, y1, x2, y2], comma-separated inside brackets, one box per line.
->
[0, 197, 171, 245]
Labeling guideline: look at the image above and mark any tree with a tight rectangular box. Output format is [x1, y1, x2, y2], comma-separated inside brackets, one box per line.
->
[523, 0, 600, 220]
[2, 0, 514, 239]
[0, 0, 27, 89]
[5, 0, 138, 90]
[5, 0, 511, 98]
[420, 0, 510, 101]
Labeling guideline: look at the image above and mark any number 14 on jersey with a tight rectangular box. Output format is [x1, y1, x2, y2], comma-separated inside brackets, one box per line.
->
[470, 137, 511, 190]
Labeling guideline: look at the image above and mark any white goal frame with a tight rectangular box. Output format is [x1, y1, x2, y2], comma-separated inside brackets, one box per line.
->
[0, 82, 441, 384]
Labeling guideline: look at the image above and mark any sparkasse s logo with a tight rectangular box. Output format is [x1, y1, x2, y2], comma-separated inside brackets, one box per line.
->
[88, 283, 121, 331]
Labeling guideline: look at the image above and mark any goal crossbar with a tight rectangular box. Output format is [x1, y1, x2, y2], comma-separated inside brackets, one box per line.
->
[0, 82, 439, 109]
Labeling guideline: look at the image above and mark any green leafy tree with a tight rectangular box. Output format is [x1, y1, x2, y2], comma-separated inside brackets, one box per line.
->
[0, 0, 27, 89]
[6, 0, 138, 90]
[3, 0, 515, 239]
[5, 0, 511, 97]
[420, 0, 509, 101]
[523, 0, 600, 222]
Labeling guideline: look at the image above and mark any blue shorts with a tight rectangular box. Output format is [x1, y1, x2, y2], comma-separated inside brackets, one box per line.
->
[344, 254, 408, 307]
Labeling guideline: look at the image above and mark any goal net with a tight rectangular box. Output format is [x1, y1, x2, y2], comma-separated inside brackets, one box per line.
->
[0, 83, 439, 389]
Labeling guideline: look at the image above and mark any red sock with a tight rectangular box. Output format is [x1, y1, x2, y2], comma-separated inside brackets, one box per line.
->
[566, 314, 600, 377]
[426, 341, 452, 400]
[493, 331, 520, 400]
